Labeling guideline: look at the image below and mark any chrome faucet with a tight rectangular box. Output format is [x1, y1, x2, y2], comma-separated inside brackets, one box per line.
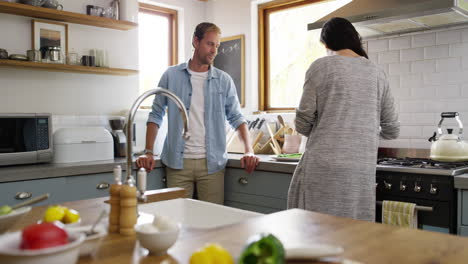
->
[125, 88, 190, 192]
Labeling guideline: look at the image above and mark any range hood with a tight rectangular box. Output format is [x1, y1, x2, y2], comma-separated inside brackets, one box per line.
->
[307, 0, 468, 38]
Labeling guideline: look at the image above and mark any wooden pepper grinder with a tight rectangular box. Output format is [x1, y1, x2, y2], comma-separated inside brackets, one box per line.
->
[108, 165, 122, 233]
[119, 173, 137, 236]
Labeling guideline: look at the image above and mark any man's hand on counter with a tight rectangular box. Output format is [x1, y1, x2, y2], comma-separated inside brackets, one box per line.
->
[240, 152, 260, 174]
[136, 154, 155, 172]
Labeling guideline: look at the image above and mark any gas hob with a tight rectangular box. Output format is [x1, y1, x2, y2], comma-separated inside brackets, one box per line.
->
[377, 158, 468, 176]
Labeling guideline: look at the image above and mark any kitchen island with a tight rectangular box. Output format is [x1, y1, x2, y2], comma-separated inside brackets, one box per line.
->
[8, 196, 468, 264]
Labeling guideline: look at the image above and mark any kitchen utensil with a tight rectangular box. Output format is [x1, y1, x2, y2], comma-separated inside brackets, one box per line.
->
[266, 124, 282, 154]
[11, 193, 49, 210]
[85, 210, 106, 237]
[26, 49, 41, 62]
[42, 0, 62, 10]
[9, 54, 27, 61]
[20, 0, 46, 6]
[277, 115, 285, 127]
[0, 49, 8, 59]
[429, 112, 468, 162]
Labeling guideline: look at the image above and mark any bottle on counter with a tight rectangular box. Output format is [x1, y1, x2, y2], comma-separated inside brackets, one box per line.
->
[120, 174, 137, 236]
[108, 165, 122, 233]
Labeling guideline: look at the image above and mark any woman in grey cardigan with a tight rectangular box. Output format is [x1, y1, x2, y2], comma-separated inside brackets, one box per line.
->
[287, 17, 400, 221]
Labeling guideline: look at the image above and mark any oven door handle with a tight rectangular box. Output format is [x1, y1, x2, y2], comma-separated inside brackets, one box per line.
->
[376, 201, 433, 212]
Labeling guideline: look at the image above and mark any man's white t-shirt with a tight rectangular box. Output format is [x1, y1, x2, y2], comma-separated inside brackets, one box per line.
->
[184, 68, 208, 158]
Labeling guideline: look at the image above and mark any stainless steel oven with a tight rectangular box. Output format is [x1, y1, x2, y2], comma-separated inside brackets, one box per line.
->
[0, 113, 53, 166]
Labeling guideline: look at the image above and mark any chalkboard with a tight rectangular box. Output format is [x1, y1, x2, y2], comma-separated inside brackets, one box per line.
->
[214, 34, 245, 107]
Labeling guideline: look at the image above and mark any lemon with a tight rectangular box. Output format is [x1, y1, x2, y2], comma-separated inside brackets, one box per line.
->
[43, 206, 66, 223]
[189, 243, 234, 264]
[62, 208, 80, 224]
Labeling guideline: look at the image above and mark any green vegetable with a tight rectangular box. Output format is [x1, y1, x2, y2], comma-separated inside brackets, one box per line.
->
[238, 233, 285, 264]
[0, 205, 12, 216]
[277, 153, 302, 158]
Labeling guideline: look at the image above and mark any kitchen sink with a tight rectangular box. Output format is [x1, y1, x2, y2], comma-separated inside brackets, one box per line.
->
[137, 198, 263, 229]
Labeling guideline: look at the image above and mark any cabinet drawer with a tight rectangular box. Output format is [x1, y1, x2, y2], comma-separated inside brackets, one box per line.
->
[461, 190, 468, 226]
[225, 191, 286, 210]
[0, 177, 66, 206]
[459, 225, 468, 237]
[224, 200, 278, 214]
[225, 169, 292, 199]
[147, 168, 166, 190]
[64, 173, 114, 202]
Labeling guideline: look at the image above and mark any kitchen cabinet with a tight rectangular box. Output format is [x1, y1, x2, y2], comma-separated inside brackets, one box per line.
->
[146, 168, 166, 190]
[458, 189, 468, 235]
[0, 1, 139, 75]
[224, 168, 292, 213]
[0, 177, 66, 206]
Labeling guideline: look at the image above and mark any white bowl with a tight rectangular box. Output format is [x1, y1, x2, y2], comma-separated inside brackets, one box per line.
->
[0, 231, 85, 264]
[65, 224, 107, 256]
[0, 207, 31, 233]
[135, 221, 180, 256]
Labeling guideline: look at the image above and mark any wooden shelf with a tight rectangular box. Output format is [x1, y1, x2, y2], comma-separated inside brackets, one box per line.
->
[0, 59, 139, 76]
[0, 1, 138, 30]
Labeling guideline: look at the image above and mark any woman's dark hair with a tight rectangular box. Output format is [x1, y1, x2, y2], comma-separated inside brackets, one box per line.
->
[320, 17, 368, 59]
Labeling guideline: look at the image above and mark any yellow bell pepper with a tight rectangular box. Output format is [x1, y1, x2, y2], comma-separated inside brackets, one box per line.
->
[189, 243, 234, 264]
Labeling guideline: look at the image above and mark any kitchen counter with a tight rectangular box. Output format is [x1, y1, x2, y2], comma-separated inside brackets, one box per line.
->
[0, 154, 297, 183]
[8, 196, 468, 263]
[455, 174, 468, 189]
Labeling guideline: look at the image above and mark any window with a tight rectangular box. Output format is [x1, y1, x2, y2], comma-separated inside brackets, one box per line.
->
[138, 4, 178, 107]
[258, 0, 351, 111]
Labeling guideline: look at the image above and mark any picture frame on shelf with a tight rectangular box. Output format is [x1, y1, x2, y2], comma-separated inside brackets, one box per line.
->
[32, 19, 68, 63]
[213, 34, 245, 107]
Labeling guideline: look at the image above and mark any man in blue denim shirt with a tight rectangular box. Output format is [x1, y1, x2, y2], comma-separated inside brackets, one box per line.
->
[136, 22, 259, 204]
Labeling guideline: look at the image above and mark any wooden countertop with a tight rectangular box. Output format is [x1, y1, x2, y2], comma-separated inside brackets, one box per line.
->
[9, 197, 468, 264]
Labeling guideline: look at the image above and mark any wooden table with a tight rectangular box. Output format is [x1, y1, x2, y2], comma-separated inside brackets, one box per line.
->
[9, 196, 468, 264]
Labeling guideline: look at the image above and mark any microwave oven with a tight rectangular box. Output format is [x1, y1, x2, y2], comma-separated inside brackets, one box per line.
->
[0, 113, 53, 166]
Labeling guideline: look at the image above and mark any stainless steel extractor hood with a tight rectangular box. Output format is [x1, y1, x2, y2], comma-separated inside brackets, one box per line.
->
[307, 0, 468, 38]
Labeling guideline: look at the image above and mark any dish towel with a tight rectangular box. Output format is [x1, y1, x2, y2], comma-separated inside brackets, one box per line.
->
[382, 200, 418, 228]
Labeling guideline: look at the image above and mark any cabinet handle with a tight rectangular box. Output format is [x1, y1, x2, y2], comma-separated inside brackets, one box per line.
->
[96, 182, 110, 190]
[15, 192, 32, 200]
[162, 177, 167, 183]
[238, 177, 248, 185]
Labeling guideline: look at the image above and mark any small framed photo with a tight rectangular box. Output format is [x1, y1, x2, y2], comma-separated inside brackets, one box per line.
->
[32, 19, 68, 61]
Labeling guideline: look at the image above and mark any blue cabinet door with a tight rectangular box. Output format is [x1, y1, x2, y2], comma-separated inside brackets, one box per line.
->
[224, 168, 292, 213]
[0, 177, 66, 206]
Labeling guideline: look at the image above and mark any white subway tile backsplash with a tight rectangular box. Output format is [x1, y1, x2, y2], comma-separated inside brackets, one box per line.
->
[401, 48, 424, 62]
[410, 139, 431, 149]
[434, 84, 460, 98]
[378, 50, 400, 64]
[373, 26, 468, 149]
[447, 71, 468, 84]
[398, 113, 412, 125]
[390, 36, 411, 50]
[449, 43, 468, 57]
[388, 75, 400, 89]
[389, 62, 411, 75]
[368, 39, 389, 52]
[399, 126, 423, 138]
[400, 74, 422, 89]
[423, 72, 449, 85]
[411, 113, 436, 125]
[436, 57, 461, 72]
[463, 28, 468, 43]
[436, 30, 461, 45]
[411, 60, 436, 73]
[412, 33, 436, 48]
[424, 45, 449, 59]
[424, 100, 446, 113]
[400, 100, 426, 113]
[411, 86, 436, 99]
[368, 52, 378, 63]
[462, 56, 468, 69]
[462, 83, 468, 97]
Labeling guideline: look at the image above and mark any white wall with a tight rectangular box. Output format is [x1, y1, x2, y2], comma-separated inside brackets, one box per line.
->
[0, 0, 139, 115]
[367, 26, 468, 149]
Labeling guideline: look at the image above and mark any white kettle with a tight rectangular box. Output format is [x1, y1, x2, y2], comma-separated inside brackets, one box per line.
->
[429, 112, 468, 162]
